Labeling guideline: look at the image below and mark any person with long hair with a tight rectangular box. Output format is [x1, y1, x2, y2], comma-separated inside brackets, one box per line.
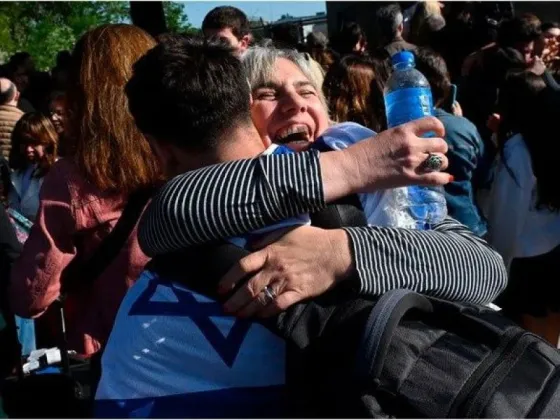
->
[323, 54, 389, 132]
[8, 113, 57, 221]
[485, 72, 560, 345]
[9, 24, 161, 356]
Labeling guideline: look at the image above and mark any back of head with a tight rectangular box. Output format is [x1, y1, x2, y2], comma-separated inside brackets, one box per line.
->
[331, 21, 365, 55]
[408, 1, 446, 45]
[126, 34, 251, 152]
[67, 23, 160, 195]
[307, 32, 328, 50]
[497, 15, 541, 49]
[373, 3, 404, 45]
[496, 70, 546, 144]
[270, 23, 301, 50]
[202, 6, 250, 40]
[413, 47, 451, 106]
[0, 78, 18, 106]
[323, 54, 387, 132]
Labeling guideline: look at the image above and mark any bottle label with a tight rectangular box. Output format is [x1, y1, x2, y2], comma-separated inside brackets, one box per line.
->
[384, 87, 433, 128]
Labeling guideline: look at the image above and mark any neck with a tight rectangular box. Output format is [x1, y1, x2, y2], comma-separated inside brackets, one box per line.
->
[178, 122, 266, 172]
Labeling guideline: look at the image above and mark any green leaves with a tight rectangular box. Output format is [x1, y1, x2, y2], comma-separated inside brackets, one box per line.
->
[0, 1, 197, 71]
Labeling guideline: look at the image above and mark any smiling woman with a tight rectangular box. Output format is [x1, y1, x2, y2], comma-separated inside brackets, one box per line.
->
[242, 47, 331, 151]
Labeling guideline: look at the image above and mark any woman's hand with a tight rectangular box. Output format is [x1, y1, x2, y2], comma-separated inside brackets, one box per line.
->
[218, 226, 353, 318]
[320, 116, 450, 202]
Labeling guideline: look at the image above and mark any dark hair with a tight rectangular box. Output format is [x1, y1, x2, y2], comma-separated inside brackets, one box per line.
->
[323, 54, 388, 132]
[497, 15, 541, 48]
[306, 32, 336, 73]
[270, 23, 301, 49]
[522, 87, 560, 211]
[496, 70, 547, 145]
[541, 21, 560, 32]
[495, 71, 553, 207]
[373, 3, 403, 43]
[202, 6, 250, 39]
[55, 50, 72, 68]
[8, 52, 31, 69]
[0, 81, 16, 105]
[414, 48, 452, 106]
[331, 21, 365, 55]
[9, 112, 58, 177]
[126, 34, 251, 152]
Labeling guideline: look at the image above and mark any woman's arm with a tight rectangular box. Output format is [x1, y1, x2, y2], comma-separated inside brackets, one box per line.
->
[9, 164, 77, 318]
[139, 118, 451, 256]
[218, 218, 507, 318]
[342, 217, 507, 305]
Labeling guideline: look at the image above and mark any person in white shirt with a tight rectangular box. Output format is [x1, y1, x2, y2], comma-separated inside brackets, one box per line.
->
[8, 112, 58, 221]
[485, 72, 560, 345]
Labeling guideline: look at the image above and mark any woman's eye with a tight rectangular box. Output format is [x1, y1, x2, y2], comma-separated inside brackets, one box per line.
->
[300, 90, 316, 97]
[255, 90, 276, 100]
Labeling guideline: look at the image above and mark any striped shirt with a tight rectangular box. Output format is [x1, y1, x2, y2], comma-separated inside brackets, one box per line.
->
[138, 150, 507, 306]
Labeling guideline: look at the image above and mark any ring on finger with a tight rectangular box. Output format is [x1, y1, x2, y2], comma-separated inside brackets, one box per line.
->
[262, 285, 277, 305]
[422, 153, 444, 172]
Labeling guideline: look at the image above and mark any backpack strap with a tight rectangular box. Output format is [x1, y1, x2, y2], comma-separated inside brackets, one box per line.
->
[356, 289, 433, 381]
[60, 187, 153, 296]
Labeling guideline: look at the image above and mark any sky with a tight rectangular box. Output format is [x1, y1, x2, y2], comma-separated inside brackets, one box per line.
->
[182, 1, 327, 28]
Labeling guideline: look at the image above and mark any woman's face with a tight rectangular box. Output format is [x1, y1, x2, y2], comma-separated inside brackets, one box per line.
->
[48, 99, 66, 135]
[251, 57, 329, 152]
[21, 141, 45, 163]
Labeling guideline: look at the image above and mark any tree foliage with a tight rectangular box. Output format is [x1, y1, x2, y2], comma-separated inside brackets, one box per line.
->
[0, 1, 195, 70]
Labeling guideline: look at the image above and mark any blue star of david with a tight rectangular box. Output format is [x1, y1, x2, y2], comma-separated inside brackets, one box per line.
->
[128, 279, 251, 368]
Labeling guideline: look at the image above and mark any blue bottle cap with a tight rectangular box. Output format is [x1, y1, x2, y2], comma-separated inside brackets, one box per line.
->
[392, 51, 415, 66]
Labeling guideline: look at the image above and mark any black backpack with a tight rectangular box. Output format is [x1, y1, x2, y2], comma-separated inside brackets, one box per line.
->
[149, 200, 560, 418]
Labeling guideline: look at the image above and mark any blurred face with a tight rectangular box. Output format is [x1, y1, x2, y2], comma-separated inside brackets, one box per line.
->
[545, 27, 560, 39]
[251, 57, 329, 152]
[48, 99, 66, 135]
[515, 41, 535, 64]
[21, 140, 45, 163]
[205, 27, 250, 55]
[12, 66, 29, 92]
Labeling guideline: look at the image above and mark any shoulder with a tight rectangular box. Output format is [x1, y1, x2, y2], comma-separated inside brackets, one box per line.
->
[436, 110, 481, 144]
[319, 122, 375, 149]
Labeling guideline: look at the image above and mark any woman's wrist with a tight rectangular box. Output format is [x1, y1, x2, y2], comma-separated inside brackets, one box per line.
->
[326, 228, 356, 284]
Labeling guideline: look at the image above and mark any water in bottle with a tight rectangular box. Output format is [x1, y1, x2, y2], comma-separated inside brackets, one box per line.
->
[383, 50, 448, 229]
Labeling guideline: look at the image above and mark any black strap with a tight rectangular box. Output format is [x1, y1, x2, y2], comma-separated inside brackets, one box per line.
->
[56, 187, 153, 373]
[60, 187, 153, 296]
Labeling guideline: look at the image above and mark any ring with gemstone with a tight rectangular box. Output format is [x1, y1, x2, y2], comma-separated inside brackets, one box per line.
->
[263, 285, 277, 304]
[422, 153, 444, 172]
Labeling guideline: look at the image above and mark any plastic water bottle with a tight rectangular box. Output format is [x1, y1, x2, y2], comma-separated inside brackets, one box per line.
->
[383, 51, 447, 229]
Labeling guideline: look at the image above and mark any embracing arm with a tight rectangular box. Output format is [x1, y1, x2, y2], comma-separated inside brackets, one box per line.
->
[139, 118, 451, 256]
[343, 217, 507, 305]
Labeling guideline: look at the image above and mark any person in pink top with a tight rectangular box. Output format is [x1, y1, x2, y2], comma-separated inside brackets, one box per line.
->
[9, 24, 161, 356]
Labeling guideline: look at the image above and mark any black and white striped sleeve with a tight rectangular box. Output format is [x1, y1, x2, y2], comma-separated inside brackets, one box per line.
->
[342, 218, 508, 305]
[138, 150, 325, 256]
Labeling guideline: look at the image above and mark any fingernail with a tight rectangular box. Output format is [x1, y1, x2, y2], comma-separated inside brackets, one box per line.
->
[448, 175, 455, 182]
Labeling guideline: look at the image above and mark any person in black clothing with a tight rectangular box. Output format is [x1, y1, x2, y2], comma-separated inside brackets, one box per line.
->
[0, 202, 23, 378]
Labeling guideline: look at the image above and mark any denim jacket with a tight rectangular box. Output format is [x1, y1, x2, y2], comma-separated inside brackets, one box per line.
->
[434, 109, 488, 237]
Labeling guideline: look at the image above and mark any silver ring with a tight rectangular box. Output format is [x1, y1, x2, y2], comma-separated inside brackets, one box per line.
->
[422, 153, 443, 172]
[263, 285, 277, 304]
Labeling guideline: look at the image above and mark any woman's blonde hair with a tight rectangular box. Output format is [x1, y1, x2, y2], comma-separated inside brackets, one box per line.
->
[66, 24, 161, 195]
[10, 112, 58, 177]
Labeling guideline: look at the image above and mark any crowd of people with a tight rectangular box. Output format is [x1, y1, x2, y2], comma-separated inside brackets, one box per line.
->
[0, 1, 559, 417]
